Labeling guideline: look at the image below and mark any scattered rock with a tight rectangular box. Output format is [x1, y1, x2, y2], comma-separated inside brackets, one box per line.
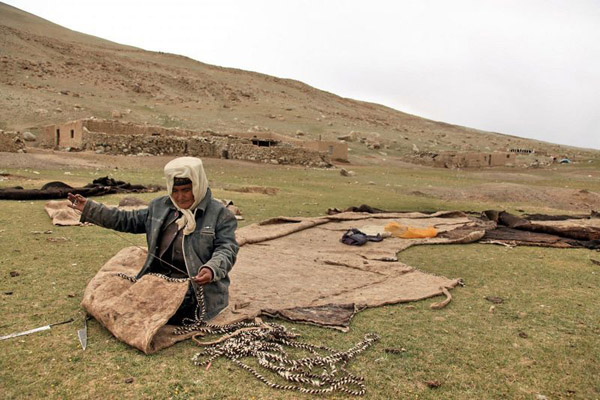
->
[518, 331, 529, 338]
[591, 259, 600, 266]
[485, 296, 504, 304]
[124, 377, 134, 384]
[23, 132, 36, 141]
[340, 168, 356, 177]
[412, 143, 420, 152]
[338, 132, 359, 142]
[425, 380, 442, 389]
[111, 110, 122, 118]
[384, 348, 407, 354]
[295, 130, 305, 136]
[4, 291, 13, 295]
[9, 271, 20, 277]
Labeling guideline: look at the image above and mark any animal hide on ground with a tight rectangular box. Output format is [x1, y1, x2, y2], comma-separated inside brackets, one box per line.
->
[481, 210, 600, 249]
[0, 176, 161, 200]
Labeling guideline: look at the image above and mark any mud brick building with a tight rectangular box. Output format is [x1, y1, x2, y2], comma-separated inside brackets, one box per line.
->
[433, 151, 516, 168]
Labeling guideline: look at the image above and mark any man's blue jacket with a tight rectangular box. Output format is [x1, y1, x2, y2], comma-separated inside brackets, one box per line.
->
[81, 188, 238, 320]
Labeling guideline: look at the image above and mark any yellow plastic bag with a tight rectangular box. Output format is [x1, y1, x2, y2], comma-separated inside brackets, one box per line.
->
[384, 221, 438, 239]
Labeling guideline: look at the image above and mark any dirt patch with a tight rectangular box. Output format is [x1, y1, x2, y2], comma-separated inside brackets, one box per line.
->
[0, 148, 175, 170]
[468, 171, 548, 182]
[418, 182, 600, 211]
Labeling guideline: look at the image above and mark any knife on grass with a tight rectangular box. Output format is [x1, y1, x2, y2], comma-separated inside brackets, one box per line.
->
[77, 315, 89, 350]
[0, 318, 74, 340]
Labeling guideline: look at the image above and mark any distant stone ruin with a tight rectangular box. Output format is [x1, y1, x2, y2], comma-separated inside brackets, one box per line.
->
[433, 151, 516, 168]
[41, 119, 348, 167]
[0, 130, 25, 153]
[509, 148, 534, 154]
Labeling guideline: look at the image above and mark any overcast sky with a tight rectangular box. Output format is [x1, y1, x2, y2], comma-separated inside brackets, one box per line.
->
[5, 0, 600, 149]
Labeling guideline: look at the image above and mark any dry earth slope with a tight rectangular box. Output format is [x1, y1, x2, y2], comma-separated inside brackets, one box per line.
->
[0, 2, 597, 160]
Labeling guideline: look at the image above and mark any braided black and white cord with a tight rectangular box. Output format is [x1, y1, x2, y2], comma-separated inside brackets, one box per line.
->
[189, 323, 379, 396]
[115, 272, 379, 395]
[113, 272, 189, 283]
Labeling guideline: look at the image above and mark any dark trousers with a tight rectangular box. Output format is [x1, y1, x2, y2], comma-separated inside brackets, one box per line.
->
[167, 282, 199, 325]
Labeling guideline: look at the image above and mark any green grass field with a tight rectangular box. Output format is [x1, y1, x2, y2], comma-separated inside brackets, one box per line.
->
[1, 156, 599, 399]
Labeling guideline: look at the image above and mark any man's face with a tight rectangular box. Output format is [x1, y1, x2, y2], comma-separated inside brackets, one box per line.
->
[172, 183, 195, 209]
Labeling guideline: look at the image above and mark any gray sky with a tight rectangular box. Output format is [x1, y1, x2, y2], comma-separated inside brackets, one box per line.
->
[5, 0, 600, 149]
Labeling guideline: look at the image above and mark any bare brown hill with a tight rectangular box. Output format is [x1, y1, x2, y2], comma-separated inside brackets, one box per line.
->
[0, 2, 597, 162]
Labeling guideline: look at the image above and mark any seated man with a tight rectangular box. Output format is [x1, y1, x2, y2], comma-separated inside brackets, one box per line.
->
[67, 156, 238, 324]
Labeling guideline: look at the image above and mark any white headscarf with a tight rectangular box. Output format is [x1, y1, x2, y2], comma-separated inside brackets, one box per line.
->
[164, 157, 209, 235]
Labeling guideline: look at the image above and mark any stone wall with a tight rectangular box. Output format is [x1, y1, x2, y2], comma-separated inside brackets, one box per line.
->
[84, 132, 190, 155]
[236, 131, 348, 161]
[188, 136, 221, 158]
[234, 131, 303, 143]
[83, 131, 331, 167]
[227, 142, 330, 167]
[433, 151, 515, 168]
[83, 119, 194, 137]
[0, 130, 25, 152]
[41, 118, 333, 167]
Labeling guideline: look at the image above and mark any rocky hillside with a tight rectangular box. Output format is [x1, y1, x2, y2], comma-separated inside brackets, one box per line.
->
[0, 2, 596, 161]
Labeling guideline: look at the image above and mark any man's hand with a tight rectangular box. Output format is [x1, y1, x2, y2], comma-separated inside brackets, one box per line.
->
[192, 267, 213, 285]
[67, 193, 87, 212]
